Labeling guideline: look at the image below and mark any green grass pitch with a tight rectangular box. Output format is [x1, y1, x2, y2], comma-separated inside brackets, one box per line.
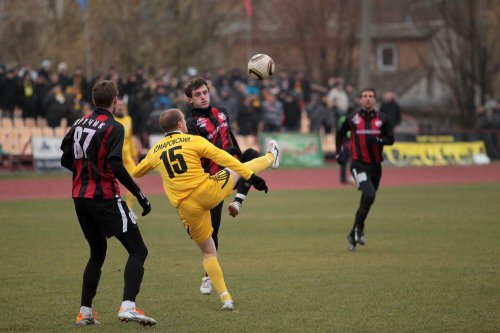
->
[0, 184, 499, 332]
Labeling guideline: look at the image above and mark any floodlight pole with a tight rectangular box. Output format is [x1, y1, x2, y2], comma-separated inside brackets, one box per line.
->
[83, 4, 92, 79]
[358, 0, 372, 89]
[246, 15, 252, 60]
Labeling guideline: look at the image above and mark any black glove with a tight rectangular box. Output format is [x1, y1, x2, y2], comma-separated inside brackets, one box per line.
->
[136, 191, 151, 216]
[335, 152, 346, 166]
[249, 173, 268, 193]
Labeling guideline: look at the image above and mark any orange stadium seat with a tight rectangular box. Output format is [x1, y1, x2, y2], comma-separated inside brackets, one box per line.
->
[30, 127, 43, 137]
[13, 118, 24, 128]
[1, 118, 13, 128]
[41, 126, 55, 137]
[54, 126, 67, 137]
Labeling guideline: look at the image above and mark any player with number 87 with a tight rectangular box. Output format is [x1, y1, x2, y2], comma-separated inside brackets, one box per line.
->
[60, 80, 156, 326]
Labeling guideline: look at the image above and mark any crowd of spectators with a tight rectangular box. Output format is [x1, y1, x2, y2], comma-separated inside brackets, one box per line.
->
[2, 60, 500, 145]
[0, 60, 354, 148]
[476, 101, 500, 129]
[4, 59, 500, 168]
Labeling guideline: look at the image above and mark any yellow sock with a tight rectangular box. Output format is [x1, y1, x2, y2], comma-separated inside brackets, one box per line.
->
[244, 153, 273, 174]
[203, 257, 232, 302]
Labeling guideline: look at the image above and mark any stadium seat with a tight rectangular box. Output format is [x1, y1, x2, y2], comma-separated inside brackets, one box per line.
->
[41, 126, 55, 137]
[300, 110, 310, 134]
[30, 127, 43, 137]
[54, 126, 67, 137]
[13, 118, 24, 128]
[1, 118, 13, 128]
[24, 118, 36, 128]
[322, 133, 336, 156]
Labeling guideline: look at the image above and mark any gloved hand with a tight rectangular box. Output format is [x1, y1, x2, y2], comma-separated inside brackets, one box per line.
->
[249, 174, 268, 193]
[136, 191, 152, 216]
[335, 152, 346, 166]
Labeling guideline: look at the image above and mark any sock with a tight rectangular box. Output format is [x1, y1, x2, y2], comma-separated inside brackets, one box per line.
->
[121, 300, 135, 310]
[219, 290, 232, 303]
[234, 193, 246, 204]
[80, 306, 92, 316]
[244, 154, 273, 174]
[203, 256, 232, 302]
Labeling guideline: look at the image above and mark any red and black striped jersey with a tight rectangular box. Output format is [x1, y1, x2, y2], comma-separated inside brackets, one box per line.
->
[60, 108, 124, 199]
[186, 105, 240, 174]
[336, 109, 394, 164]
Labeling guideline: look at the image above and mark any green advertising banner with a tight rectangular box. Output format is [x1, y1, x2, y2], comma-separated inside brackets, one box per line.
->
[259, 132, 325, 168]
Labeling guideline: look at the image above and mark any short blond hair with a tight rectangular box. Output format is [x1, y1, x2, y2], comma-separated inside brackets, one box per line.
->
[159, 109, 184, 133]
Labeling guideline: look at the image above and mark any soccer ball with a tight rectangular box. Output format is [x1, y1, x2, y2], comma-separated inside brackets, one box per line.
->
[247, 54, 275, 80]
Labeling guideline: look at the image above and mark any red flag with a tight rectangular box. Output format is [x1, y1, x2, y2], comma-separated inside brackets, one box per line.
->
[244, 0, 253, 17]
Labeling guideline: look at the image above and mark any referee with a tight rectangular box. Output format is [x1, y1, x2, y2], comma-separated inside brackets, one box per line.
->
[335, 88, 394, 251]
[60, 80, 156, 326]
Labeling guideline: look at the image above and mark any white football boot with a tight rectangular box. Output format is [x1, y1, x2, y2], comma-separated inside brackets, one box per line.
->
[118, 307, 157, 326]
[267, 140, 280, 169]
[200, 276, 213, 295]
[221, 300, 235, 311]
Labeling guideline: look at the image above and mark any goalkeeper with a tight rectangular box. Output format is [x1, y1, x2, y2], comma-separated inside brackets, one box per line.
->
[133, 108, 280, 310]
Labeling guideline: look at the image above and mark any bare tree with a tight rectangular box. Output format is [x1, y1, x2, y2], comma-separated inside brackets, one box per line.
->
[482, 1, 500, 97]
[432, 0, 500, 128]
[0, 0, 242, 76]
[0, 1, 50, 67]
[266, 0, 359, 84]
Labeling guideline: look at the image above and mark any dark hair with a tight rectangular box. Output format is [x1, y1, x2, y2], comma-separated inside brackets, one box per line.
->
[160, 109, 184, 133]
[360, 87, 376, 98]
[92, 80, 118, 108]
[183, 77, 208, 98]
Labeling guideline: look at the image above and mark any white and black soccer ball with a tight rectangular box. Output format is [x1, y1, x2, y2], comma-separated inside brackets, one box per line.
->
[247, 54, 275, 80]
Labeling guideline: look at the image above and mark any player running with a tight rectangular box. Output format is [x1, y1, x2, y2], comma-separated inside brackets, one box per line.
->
[335, 88, 394, 251]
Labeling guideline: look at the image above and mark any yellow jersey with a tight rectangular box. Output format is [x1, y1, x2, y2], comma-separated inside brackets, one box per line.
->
[133, 132, 253, 208]
[114, 114, 137, 168]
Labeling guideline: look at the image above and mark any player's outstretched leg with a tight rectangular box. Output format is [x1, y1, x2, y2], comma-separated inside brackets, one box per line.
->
[243, 140, 280, 174]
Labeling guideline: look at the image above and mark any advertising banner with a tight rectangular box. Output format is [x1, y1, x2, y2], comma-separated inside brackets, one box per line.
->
[259, 132, 325, 168]
[32, 137, 65, 172]
[149, 134, 163, 149]
[384, 141, 490, 166]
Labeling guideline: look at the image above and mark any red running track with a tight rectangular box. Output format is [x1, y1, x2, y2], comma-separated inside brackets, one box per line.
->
[0, 163, 499, 201]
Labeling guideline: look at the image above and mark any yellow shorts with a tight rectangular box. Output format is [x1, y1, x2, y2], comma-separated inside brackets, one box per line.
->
[177, 170, 235, 243]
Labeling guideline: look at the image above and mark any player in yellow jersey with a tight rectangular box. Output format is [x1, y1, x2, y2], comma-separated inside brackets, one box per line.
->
[114, 99, 139, 209]
[133, 108, 280, 310]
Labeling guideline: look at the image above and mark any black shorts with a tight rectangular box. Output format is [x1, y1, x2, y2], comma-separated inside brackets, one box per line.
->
[73, 197, 138, 238]
[350, 160, 382, 191]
